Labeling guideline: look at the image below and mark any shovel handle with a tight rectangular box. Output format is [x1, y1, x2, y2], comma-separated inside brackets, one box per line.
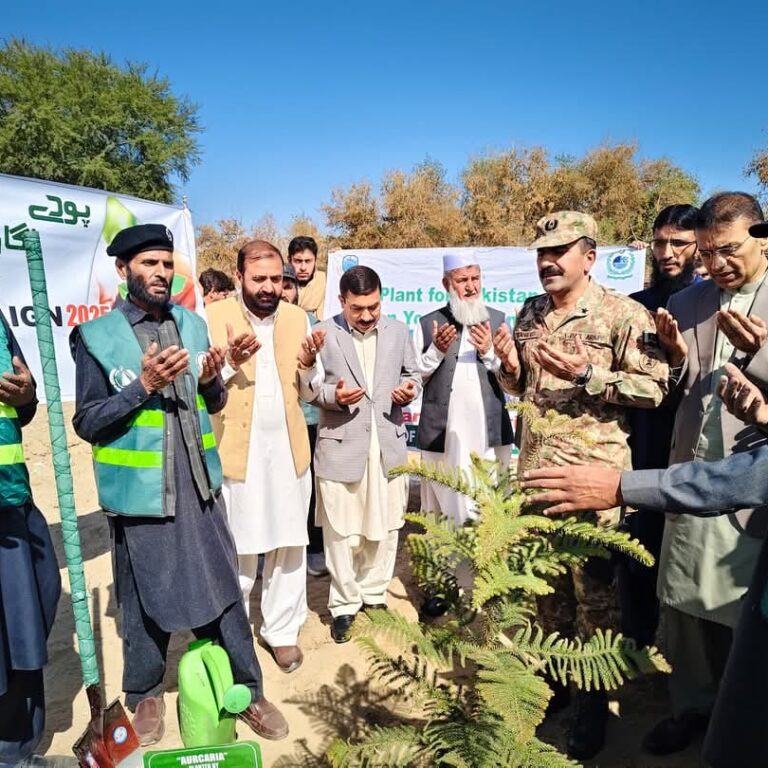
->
[22, 230, 99, 688]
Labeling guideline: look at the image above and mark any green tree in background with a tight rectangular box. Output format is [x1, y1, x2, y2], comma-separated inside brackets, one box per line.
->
[0, 38, 200, 203]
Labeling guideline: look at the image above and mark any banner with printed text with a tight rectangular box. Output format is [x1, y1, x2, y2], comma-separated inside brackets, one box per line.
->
[0, 173, 199, 400]
[323, 246, 645, 447]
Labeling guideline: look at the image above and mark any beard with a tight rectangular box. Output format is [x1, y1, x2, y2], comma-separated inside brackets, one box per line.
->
[296, 270, 314, 287]
[448, 290, 490, 327]
[243, 290, 280, 317]
[651, 258, 696, 300]
[126, 267, 170, 308]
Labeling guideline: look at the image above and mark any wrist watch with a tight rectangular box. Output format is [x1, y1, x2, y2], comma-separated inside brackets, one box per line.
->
[573, 363, 593, 387]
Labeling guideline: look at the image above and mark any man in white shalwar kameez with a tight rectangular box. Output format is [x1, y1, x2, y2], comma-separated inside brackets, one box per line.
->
[413, 254, 514, 615]
[206, 240, 314, 673]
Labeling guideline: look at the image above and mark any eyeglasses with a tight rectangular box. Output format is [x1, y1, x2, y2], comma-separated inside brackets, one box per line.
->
[698, 234, 752, 261]
[650, 238, 697, 254]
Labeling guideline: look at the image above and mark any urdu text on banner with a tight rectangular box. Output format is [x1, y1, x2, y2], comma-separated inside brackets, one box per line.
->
[0, 173, 199, 400]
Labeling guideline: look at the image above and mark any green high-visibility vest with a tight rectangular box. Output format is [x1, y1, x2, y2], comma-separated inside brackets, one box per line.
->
[77, 305, 223, 517]
[0, 321, 32, 508]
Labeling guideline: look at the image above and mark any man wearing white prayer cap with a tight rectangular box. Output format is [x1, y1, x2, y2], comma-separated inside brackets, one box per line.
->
[413, 252, 514, 616]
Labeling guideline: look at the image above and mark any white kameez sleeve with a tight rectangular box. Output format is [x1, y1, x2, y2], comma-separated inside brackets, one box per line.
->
[478, 342, 501, 373]
[413, 321, 445, 382]
[298, 358, 324, 403]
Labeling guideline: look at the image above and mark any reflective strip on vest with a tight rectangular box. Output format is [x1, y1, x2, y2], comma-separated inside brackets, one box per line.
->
[196, 395, 217, 449]
[0, 404, 19, 419]
[99, 397, 215, 465]
[93, 445, 163, 468]
[130, 410, 164, 427]
[0, 443, 24, 464]
[130, 398, 207, 428]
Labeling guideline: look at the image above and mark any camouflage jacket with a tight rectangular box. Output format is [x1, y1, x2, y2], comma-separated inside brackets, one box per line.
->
[501, 280, 669, 473]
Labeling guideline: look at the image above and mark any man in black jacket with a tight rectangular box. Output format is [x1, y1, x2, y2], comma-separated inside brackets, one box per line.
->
[622, 204, 701, 649]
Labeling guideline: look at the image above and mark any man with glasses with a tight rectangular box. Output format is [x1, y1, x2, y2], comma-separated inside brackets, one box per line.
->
[620, 205, 701, 650]
[642, 192, 768, 755]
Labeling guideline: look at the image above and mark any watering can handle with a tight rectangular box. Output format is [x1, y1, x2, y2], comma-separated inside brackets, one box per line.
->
[200, 645, 229, 713]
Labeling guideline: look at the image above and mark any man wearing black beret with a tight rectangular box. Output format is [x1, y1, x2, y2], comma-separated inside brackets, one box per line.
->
[70, 224, 289, 744]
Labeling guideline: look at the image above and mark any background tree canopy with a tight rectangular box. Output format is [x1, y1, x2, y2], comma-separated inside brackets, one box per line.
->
[197, 142, 702, 274]
[0, 38, 200, 204]
[322, 143, 701, 250]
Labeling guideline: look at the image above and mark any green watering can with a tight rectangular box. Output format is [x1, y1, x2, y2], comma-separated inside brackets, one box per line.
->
[177, 639, 252, 748]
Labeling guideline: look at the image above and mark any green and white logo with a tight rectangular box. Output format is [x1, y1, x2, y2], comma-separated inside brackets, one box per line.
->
[606, 249, 635, 280]
[196, 351, 208, 376]
[109, 367, 137, 391]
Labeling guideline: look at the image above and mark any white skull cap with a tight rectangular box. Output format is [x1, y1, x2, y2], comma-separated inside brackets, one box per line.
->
[443, 252, 479, 272]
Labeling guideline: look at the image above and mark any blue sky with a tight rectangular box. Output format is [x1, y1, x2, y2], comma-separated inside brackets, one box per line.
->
[6, 0, 768, 231]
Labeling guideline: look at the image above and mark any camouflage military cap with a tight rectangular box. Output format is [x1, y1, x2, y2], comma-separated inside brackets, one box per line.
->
[529, 211, 598, 249]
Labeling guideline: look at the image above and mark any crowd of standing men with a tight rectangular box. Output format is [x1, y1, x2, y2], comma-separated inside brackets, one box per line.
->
[2, 190, 768, 767]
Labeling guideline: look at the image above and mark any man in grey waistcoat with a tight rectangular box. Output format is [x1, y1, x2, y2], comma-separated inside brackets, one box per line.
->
[413, 253, 514, 615]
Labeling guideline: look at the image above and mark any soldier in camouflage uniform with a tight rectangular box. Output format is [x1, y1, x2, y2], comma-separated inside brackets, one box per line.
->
[493, 211, 669, 760]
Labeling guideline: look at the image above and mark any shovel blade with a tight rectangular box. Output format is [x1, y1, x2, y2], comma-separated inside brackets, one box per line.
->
[72, 699, 140, 768]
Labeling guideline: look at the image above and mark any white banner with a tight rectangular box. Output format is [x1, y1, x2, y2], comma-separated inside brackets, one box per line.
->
[324, 245, 644, 328]
[323, 245, 645, 448]
[0, 173, 199, 400]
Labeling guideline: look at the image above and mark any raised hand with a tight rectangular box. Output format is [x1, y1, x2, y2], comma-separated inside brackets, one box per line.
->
[199, 345, 227, 385]
[0, 356, 35, 407]
[139, 342, 189, 394]
[334, 378, 365, 406]
[716, 310, 768, 355]
[432, 320, 458, 353]
[493, 324, 519, 376]
[717, 362, 768, 427]
[468, 321, 492, 355]
[533, 338, 590, 383]
[655, 308, 688, 366]
[298, 329, 327, 368]
[226, 322, 260, 367]
[391, 379, 417, 405]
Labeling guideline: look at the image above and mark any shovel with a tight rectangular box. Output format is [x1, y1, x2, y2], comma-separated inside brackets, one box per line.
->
[22, 231, 141, 768]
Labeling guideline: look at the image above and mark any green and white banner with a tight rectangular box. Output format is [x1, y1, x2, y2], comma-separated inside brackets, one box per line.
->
[324, 245, 645, 447]
[324, 245, 644, 329]
[0, 173, 199, 399]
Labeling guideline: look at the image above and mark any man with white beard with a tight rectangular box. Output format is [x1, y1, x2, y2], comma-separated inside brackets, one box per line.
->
[413, 254, 514, 615]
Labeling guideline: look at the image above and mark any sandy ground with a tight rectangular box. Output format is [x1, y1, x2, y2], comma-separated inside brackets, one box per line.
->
[26, 404, 700, 767]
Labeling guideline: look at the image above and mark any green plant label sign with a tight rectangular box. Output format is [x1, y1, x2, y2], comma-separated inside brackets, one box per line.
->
[143, 742, 262, 768]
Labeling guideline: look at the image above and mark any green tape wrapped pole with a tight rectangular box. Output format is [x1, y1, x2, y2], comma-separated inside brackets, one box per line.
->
[22, 229, 99, 690]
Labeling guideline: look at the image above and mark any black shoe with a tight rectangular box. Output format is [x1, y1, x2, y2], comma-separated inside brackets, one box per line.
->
[545, 681, 571, 716]
[330, 614, 356, 644]
[567, 690, 608, 761]
[642, 713, 709, 755]
[361, 603, 388, 611]
[420, 596, 450, 619]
